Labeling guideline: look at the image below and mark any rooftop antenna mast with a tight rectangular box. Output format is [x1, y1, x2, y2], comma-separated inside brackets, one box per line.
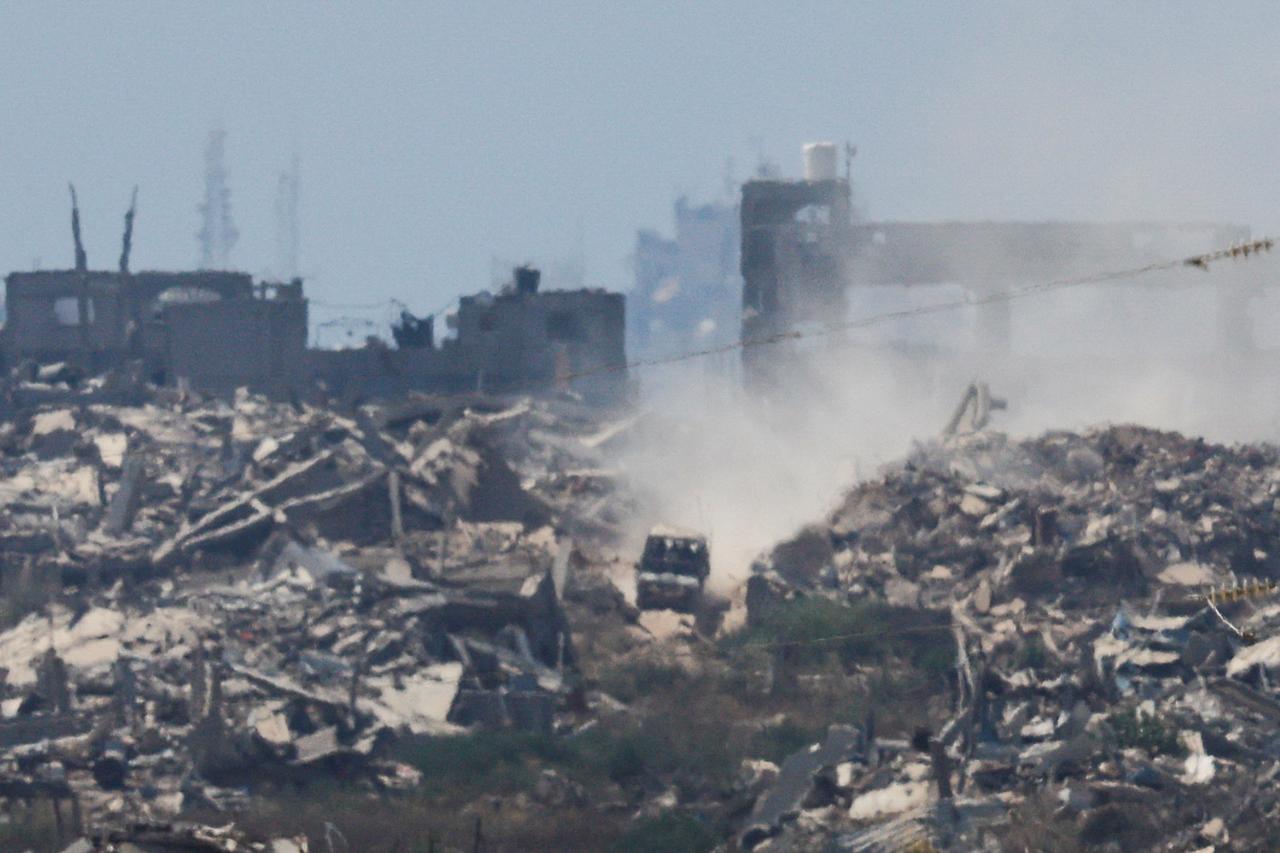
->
[197, 130, 238, 270]
[119, 186, 138, 274]
[69, 183, 87, 272]
[274, 155, 300, 280]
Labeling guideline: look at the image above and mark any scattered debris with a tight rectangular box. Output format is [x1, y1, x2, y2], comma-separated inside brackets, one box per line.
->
[742, 423, 1280, 849]
[0, 386, 634, 845]
[9, 371, 1280, 850]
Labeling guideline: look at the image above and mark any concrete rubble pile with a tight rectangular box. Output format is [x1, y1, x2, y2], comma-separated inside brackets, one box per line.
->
[0, 385, 632, 846]
[16, 368, 1280, 850]
[743, 425, 1280, 851]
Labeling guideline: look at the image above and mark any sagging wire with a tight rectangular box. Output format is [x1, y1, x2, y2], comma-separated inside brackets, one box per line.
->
[305, 236, 1276, 378]
[309, 298, 398, 311]
[563, 235, 1277, 384]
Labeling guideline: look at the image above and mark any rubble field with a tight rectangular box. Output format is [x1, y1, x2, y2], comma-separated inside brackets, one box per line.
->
[3, 379, 1280, 851]
[745, 425, 1280, 851]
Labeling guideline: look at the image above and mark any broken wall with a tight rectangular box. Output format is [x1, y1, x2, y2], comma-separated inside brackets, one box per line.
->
[740, 178, 854, 391]
[307, 288, 627, 404]
[3, 271, 129, 366]
[163, 296, 307, 397]
[2, 269, 256, 372]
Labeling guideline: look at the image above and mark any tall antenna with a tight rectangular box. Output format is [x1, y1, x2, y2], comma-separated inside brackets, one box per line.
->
[69, 183, 87, 272]
[196, 130, 238, 270]
[119, 186, 138, 274]
[274, 155, 300, 280]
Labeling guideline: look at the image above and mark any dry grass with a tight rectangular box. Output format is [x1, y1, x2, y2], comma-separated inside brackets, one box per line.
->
[192, 787, 623, 853]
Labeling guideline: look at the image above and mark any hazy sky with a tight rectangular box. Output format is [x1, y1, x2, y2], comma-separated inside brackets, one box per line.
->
[2, 2, 1277, 339]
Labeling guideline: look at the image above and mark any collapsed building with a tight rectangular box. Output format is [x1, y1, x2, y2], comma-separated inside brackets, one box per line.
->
[738, 143, 1254, 391]
[1, 196, 628, 405]
[6, 162, 1279, 851]
[0, 385, 634, 846]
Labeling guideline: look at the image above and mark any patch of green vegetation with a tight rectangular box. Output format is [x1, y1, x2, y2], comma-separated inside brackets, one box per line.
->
[396, 730, 576, 794]
[748, 719, 822, 764]
[570, 700, 742, 790]
[596, 728, 667, 783]
[612, 812, 716, 853]
[399, 715, 733, 795]
[596, 656, 688, 704]
[720, 596, 954, 673]
[1108, 709, 1184, 757]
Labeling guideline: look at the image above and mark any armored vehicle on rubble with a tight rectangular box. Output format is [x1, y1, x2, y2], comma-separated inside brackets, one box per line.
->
[635, 525, 711, 612]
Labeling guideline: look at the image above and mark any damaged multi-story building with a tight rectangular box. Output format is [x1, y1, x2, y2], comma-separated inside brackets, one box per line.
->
[308, 266, 626, 403]
[1, 194, 628, 404]
[740, 144, 855, 390]
[2, 191, 307, 397]
[739, 142, 1253, 391]
[631, 197, 740, 360]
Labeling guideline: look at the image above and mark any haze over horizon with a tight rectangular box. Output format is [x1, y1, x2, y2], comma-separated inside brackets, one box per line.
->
[2, 2, 1277, 341]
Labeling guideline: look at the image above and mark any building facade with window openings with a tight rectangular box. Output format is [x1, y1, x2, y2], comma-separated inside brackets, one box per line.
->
[305, 266, 627, 403]
[0, 269, 288, 376]
[1, 192, 626, 404]
[3, 264, 626, 403]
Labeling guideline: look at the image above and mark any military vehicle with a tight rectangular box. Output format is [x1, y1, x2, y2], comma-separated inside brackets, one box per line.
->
[635, 525, 710, 612]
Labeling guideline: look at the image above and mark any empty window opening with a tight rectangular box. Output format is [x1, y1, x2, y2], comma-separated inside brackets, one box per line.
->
[546, 311, 582, 342]
[53, 297, 94, 326]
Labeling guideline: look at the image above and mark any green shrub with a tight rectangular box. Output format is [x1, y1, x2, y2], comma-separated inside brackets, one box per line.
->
[598, 729, 667, 783]
[1108, 709, 1184, 757]
[576, 714, 733, 789]
[612, 812, 716, 853]
[396, 730, 574, 794]
[721, 596, 953, 672]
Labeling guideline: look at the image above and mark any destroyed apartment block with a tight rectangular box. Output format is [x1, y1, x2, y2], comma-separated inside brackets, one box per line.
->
[1, 195, 629, 407]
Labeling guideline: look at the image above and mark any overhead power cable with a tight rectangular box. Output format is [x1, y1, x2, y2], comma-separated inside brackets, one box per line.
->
[310, 298, 396, 311]
[564, 237, 1277, 383]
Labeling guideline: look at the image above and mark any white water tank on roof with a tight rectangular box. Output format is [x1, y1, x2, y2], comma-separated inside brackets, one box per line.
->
[803, 142, 839, 181]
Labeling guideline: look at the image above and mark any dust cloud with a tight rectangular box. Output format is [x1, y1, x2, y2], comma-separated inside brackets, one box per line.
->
[611, 251, 1280, 586]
